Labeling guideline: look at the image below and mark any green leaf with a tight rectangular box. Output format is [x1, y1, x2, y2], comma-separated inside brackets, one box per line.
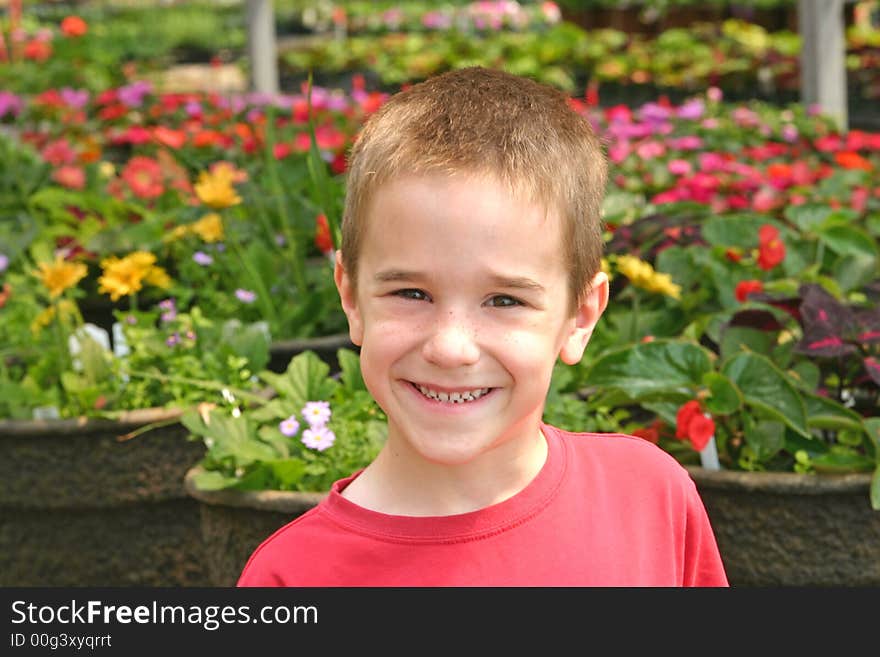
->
[783, 203, 834, 232]
[871, 465, 880, 511]
[338, 348, 367, 393]
[267, 458, 308, 489]
[831, 253, 876, 293]
[721, 351, 810, 437]
[719, 326, 773, 360]
[702, 371, 742, 415]
[191, 469, 240, 491]
[701, 213, 782, 249]
[745, 420, 785, 461]
[184, 408, 278, 465]
[817, 224, 879, 260]
[260, 350, 339, 410]
[803, 393, 868, 434]
[584, 340, 713, 401]
[865, 418, 880, 453]
[810, 449, 875, 474]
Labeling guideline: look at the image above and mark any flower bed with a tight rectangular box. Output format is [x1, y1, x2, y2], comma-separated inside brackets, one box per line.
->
[1, 10, 878, 505]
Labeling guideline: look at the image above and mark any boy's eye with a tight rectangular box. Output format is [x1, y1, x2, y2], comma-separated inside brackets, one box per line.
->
[393, 288, 430, 301]
[486, 295, 523, 308]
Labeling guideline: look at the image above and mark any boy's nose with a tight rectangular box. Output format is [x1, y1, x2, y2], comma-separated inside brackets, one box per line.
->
[422, 314, 480, 368]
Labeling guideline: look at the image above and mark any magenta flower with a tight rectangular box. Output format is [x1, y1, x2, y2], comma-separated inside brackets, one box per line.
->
[0, 91, 24, 119]
[235, 288, 256, 303]
[117, 80, 152, 108]
[302, 401, 332, 427]
[668, 159, 692, 176]
[59, 87, 89, 110]
[676, 99, 705, 120]
[279, 415, 300, 437]
[193, 251, 213, 266]
[301, 426, 336, 452]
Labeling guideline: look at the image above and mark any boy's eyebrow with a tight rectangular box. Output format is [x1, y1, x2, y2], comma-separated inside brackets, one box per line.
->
[373, 269, 545, 293]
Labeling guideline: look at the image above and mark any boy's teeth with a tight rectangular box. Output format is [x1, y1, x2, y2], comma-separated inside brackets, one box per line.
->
[416, 384, 489, 403]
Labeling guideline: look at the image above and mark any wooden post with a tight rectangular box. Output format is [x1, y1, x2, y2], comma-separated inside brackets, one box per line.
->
[246, 0, 279, 95]
[798, 0, 848, 131]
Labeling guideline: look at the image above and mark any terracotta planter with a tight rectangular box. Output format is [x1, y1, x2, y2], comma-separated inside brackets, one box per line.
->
[184, 466, 326, 586]
[686, 467, 880, 587]
[268, 332, 356, 373]
[0, 408, 209, 586]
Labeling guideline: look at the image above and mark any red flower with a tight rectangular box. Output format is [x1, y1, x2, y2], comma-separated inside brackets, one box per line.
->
[631, 426, 660, 444]
[675, 401, 702, 439]
[152, 126, 187, 150]
[330, 152, 347, 175]
[121, 156, 164, 199]
[315, 214, 334, 253]
[735, 279, 764, 303]
[757, 238, 786, 270]
[686, 415, 715, 451]
[52, 165, 86, 190]
[23, 40, 52, 62]
[757, 224, 785, 270]
[834, 151, 873, 172]
[60, 16, 88, 37]
[724, 248, 743, 263]
[632, 418, 664, 444]
[675, 400, 715, 451]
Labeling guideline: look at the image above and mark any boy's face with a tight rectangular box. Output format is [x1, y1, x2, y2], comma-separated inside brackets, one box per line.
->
[335, 172, 608, 468]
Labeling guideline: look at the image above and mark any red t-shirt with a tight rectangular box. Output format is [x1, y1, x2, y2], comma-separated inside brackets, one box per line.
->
[238, 424, 728, 586]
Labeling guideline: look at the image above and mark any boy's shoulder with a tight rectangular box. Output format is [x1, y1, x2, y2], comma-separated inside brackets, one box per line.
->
[543, 423, 695, 484]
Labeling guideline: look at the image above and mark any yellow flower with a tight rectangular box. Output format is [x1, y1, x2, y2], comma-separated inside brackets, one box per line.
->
[98, 252, 172, 300]
[164, 224, 191, 243]
[35, 256, 88, 298]
[145, 265, 172, 289]
[194, 168, 242, 209]
[30, 306, 56, 334]
[127, 251, 158, 269]
[98, 161, 116, 179]
[615, 255, 681, 300]
[99, 256, 146, 302]
[191, 212, 225, 243]
[29, 299, 78, 334]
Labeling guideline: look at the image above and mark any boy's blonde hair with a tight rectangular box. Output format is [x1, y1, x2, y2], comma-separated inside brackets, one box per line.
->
[341, 66, 607, 312]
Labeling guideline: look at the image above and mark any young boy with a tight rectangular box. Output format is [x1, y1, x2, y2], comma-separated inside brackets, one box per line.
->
[238, 67, 728, 586]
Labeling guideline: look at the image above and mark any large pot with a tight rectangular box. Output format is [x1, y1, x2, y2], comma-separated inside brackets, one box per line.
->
[0, 408, 209, 586]
[184, 466, 326, 586]
[686, 466, 880, 587]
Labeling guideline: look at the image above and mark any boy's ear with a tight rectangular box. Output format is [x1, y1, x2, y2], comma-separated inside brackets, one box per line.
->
[559, 270, 609, 366]
[333, 250, 364, 346]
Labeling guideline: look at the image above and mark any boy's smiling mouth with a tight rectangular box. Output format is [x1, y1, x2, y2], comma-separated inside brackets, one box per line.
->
[410, 382, 493, 404]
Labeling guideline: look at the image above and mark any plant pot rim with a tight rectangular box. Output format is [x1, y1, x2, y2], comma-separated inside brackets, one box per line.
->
[184, 465, 327, 513]
[269, 331, 355, 351]
[0, 406, 184, 437]
[685, 465, 874, 495]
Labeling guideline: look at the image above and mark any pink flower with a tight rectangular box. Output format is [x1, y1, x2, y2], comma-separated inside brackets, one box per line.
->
[667, 136, 703, 150]
[52, 165, 86, 189]
[698, 152, 726, 172]
[301, 426, 336, 452]
[752, 187, 780, 213]
[607, 141, 631, 164]
[636, 141, 666, 160]
[667, 159, 692, 176]
[41, 139, 77, 166]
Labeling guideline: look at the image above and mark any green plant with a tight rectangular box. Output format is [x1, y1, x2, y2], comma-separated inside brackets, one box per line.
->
[184, 349, 387, 492]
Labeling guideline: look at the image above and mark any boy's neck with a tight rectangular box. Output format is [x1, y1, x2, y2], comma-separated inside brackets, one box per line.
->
[340, 427, 549, 517]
